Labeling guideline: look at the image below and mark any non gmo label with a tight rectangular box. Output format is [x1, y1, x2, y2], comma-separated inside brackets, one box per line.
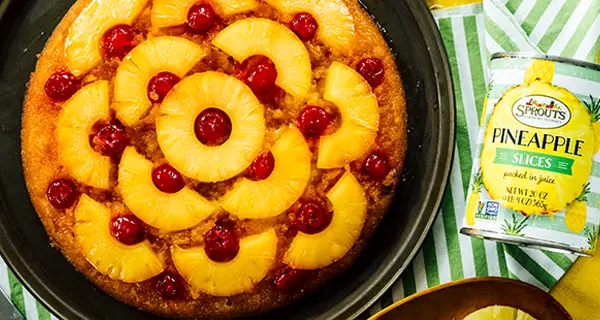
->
[512, 95, 571, 129]
[494, 148, 574, 175]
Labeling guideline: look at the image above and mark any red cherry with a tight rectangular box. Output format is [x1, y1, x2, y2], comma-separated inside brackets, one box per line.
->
[357, 58, 385, 88]
[91, 121, 129, 157]
[274, 268, 307, 293]
[247, 152, 275, 181]
[363, 152, 389, 180]
[204, 221, 240, 262]
[152, 164, 184, 194]
[110, 215, 144, 245]
[47, 179, 77, 209]
[148, 72, 180, 102]
[155, 272, 184, 300]
[294, 201, 331, 234]
[44, 71, 81, 102]
[187, 3, 216, 34]
[101, 25, 135, 59]
[243, 56, 278, 95]
[194, 108, 232, 146]
[297, 106, 330, 138]
[290, 12, 318, 41]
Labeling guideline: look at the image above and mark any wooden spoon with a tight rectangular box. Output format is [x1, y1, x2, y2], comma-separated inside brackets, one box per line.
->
[370, 277, 571, 320]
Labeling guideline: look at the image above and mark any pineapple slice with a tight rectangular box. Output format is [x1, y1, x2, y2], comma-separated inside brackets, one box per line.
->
[283, 170, 367, 269]
[221, 126, 311, 219]
[113, 36, 205, 126]
[57, 80, 111, 189]
[264, 0, 356, 53]
[212, 18, 312, 98]
[171, 229, 277, 296]
[317, 62, 379, 168]
[118, 147, 217, 232]
[152, 0, 259, 29]
[75, 194, 165, 283]
[157, 72, 265, 182]
[65, 0, 149, 76]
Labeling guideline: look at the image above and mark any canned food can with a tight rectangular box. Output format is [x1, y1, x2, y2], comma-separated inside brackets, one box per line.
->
[461, 52, 600, 256]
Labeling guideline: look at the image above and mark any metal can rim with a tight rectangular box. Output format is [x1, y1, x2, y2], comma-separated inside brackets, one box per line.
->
[492, 51, 600, 72]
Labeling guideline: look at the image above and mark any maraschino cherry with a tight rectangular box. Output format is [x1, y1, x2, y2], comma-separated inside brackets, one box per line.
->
[148, 72, 180, 102]
[357, 58, 385, 88]
[236, 56, 278, 96]
[101, 25, 135, 59]
[247, 152, 275, 180]
[152, 164, 184, 193]
[297, 106, 330, 138]
[47, 179, 77, 209]
[290, 13, 318, 41]
[194, 108, 232, 146]
[363, 152, 389, 180]
[294, 200, 331, 234]
[110, 215, 144, 245]
[204, 220, 240, 262]
[155, 271, 184, 300]
[274, 268, 307, 293]
[187, 3, 216, 34]
[45, 71, 81, 102]
[91, 121, 129, 157]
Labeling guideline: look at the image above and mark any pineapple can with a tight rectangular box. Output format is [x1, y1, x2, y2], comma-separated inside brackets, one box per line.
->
[461, 52, 600, 256]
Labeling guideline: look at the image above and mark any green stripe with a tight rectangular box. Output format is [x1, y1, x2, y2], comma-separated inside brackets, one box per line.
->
[464, 16, 487, 122]
[509, 270, 521, 281]
[506, 0, 524, 14]
[442, 185, 465, 280]
[591, 162, 600, 178]
[542, 251, 574, 272]
[586, 36, 600, 63]
[471, 238, 489, 276]
[522, 0, 551, 35]
[587, 192, 599, 210]
[402, 264, 417, 297]
[422, 233, 440, 287]
[485, 14, 520, 52]
[439, 18, 473, 195]
[560, 2, 600, 58]
[537, 0, 580, 52]
[380, 290, 394, 309]
[497, 243, 510, 277]
[7, 270, 25, 318]
[37, 301, 51, 320]
[505, 246, 558, 288]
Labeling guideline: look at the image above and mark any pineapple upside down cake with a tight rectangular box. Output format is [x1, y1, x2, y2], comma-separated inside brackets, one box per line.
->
[21, 0, 407, 318]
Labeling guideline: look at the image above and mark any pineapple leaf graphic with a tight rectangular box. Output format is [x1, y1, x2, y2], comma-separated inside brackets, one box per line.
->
[583, 95, 600, 123]
[584, 225, 599, 251]
[502, 213, 530, 237]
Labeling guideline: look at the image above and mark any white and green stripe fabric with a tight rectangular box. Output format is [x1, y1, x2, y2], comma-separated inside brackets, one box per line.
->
[361, 0, 600, 317]
[3, 1, 600, 319]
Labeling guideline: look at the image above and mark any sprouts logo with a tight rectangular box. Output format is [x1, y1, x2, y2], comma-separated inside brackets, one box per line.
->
[512, 95, 571, 129]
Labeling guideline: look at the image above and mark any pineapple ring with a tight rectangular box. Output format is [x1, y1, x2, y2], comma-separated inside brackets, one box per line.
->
[317, 62, 380, 169]
[75, 195, 165, 283]
[283, 170, 367, 270]
[156, 71, 265, 183]
[221, 125, 311, 219]
[65, 0, 149, 76]
[212, 18, 312, 98]
[118, 147, 217, 232]
[57, 80, 111, 189]
[151, 0, 259, 29]
[171, 229, 277, 296]
[264, 0, 356, 53]
[113, 36, 205, 126]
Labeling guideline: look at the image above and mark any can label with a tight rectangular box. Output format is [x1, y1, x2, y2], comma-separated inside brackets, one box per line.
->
[461, 54, 600, 255]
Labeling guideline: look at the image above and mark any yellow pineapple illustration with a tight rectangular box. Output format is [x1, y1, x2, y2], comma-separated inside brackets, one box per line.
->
[583, 95, 600, 154]
[524, 59, 555, 84]
[466, 170, 483, 226]
[565, 183, 590, 233]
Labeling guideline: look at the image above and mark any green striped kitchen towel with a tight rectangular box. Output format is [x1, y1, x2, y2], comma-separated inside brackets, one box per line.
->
[2, 1, 600, 319]
[362, 0, 600, 317]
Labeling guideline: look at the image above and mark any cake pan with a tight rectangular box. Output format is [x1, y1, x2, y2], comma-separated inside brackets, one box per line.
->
[0, 0, 455, 319]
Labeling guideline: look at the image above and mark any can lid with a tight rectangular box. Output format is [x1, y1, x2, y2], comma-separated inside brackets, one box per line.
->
[492, 52, 600, 72]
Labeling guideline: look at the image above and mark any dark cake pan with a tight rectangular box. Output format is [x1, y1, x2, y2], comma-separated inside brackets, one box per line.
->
[0, 0, 455, 319]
